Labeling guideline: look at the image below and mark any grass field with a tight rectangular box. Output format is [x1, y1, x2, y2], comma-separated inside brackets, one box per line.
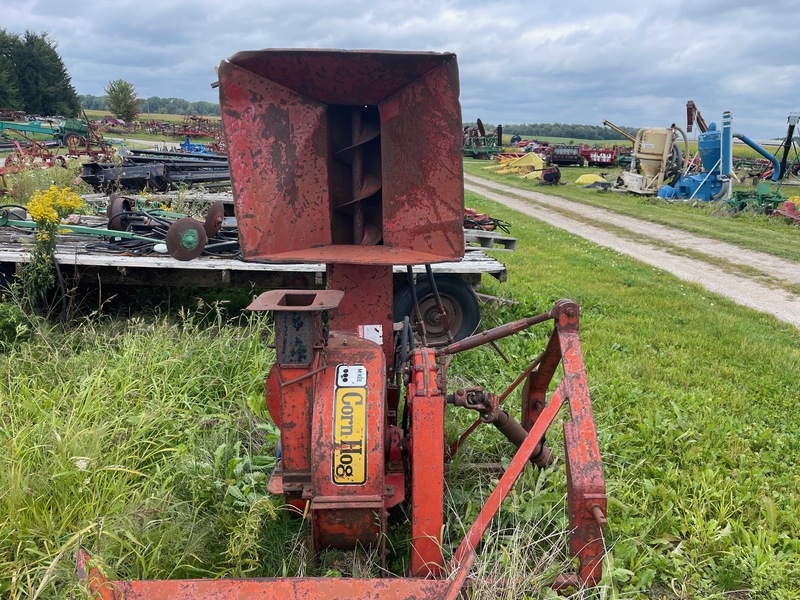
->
[82, 110, 221, 124]
[463, 161, 800, 262]
[2, 173, 799, 598]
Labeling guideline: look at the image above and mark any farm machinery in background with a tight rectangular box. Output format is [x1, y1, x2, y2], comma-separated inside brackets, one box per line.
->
[534, 143, 623, 168]
[685, 100, 709, 135]
[462, 118, 503, 159]
[724, 111, 798, 214]
[0, 114, 111, 159]
[78, 49, 607, 599]
[80, 148, 230, 193]
[601, 119, 636, 168]
[613, 108, 782, 204]
[680, 101, 798, 213]
[656, 111, 783, 209]
[484, 150, 563, 184]
[614, 122, 690, 195]
[687, 100, 799, 184]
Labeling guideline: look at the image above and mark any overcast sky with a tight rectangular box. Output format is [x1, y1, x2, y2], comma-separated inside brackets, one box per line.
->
[4, 0, 798, 139]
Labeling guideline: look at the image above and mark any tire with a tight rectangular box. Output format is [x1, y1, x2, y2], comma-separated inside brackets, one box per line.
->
[64, 132, 85, 151]
[393, 275, 480, 345]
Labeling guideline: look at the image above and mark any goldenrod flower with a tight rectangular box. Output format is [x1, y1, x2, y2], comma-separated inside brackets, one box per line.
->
[27, 185, 85, 225]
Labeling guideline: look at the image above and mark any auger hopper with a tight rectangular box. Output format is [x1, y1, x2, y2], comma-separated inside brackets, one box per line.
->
[78, 49, 607, 599]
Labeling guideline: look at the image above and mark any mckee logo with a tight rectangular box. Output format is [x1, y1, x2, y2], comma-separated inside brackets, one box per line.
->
[332, 364, 367, 485]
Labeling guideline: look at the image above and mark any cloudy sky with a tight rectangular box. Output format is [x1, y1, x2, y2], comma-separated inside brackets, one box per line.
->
[4, 0, 798, 139]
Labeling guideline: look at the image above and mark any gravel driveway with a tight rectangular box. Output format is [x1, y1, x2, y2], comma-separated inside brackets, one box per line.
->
[464, 173, 800, 329]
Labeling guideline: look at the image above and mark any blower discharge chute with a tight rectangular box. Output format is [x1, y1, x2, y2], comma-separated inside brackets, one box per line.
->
[77, 49, 607, 599]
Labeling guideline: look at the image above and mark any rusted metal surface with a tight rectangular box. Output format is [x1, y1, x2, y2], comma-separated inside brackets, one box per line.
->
[492, 409, 553, 468]
[551, 301, 606, 587]
[77, 298, 607, 595]
[203, 200, 225, 238]
[327, 264, 394, 367]
[78, 48, 608, 598]
[521, 325, 562, 430]
[248, 289, 345, 312]
[218, 49, 464, 265]
[310, 335, 387, 550]
[446, 303, 606, 590]
[435, 310, 554, 356]
[407, 347, 445, 576]
[77, 549, 453, 600]
[449, 379, 566, 571]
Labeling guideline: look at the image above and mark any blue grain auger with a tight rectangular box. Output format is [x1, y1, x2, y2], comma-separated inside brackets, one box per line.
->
[660, 111, 781, 202]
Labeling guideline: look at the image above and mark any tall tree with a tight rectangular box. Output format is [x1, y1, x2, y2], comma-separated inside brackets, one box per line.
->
[104, 79, 140, 122]
[10, 31, 80, 116]
[77, 94, 107, 111]
[0, 30, 22, 109]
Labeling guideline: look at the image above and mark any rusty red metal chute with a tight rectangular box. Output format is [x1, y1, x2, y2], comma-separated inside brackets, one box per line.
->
[77, 49, 607, 599]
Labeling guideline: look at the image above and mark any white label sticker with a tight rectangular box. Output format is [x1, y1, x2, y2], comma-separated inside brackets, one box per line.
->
[336, 364, 367, 387]
[357, 324, 383, 345]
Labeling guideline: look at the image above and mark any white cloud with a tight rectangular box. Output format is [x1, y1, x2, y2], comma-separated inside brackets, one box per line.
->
[3, 0, 798, 137]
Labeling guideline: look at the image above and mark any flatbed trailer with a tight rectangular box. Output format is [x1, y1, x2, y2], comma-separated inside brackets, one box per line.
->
[0, 230, 509, 342]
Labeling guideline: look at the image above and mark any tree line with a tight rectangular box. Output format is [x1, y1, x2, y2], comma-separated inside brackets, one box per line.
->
[0, 29, 80, 117]
[475, 122, 639, 141]
[79, 94, 220, 117]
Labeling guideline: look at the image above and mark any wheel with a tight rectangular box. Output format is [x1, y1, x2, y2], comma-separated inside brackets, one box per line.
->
[393, 275, 480, 345]
[166, 217, 208, 261]
[106, 195, 133, 231]
[64, 132, 85, 152]
[3, 152, 22, 170]
[203, 201, 225, 238]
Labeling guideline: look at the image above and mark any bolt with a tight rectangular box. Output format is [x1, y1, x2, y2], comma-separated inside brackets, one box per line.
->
[590, 504, 606, 527]
[180, 228, 199, 249]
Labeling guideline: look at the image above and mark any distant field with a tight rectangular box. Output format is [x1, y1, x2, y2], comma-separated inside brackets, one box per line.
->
[83, 109, 221, 124]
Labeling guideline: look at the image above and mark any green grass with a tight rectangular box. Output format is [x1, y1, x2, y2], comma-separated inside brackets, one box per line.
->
[460, 191, 800, 597]
[3, 160, 91, 204]
[464, 161, 800, 262]
[0, 307, 283, 598]
[1, 190, 799, 598]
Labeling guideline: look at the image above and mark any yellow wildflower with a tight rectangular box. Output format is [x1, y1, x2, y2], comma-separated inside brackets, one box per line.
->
[54, 186, 84, 214]
[26, 185, 84, 225]
[27, 190, 59, 225]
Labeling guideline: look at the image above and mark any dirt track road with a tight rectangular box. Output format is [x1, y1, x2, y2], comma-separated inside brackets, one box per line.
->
[464, 173, 800, 329]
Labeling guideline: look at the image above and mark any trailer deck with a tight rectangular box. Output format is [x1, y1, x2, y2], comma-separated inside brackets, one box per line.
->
[0, 230, 507, 290]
